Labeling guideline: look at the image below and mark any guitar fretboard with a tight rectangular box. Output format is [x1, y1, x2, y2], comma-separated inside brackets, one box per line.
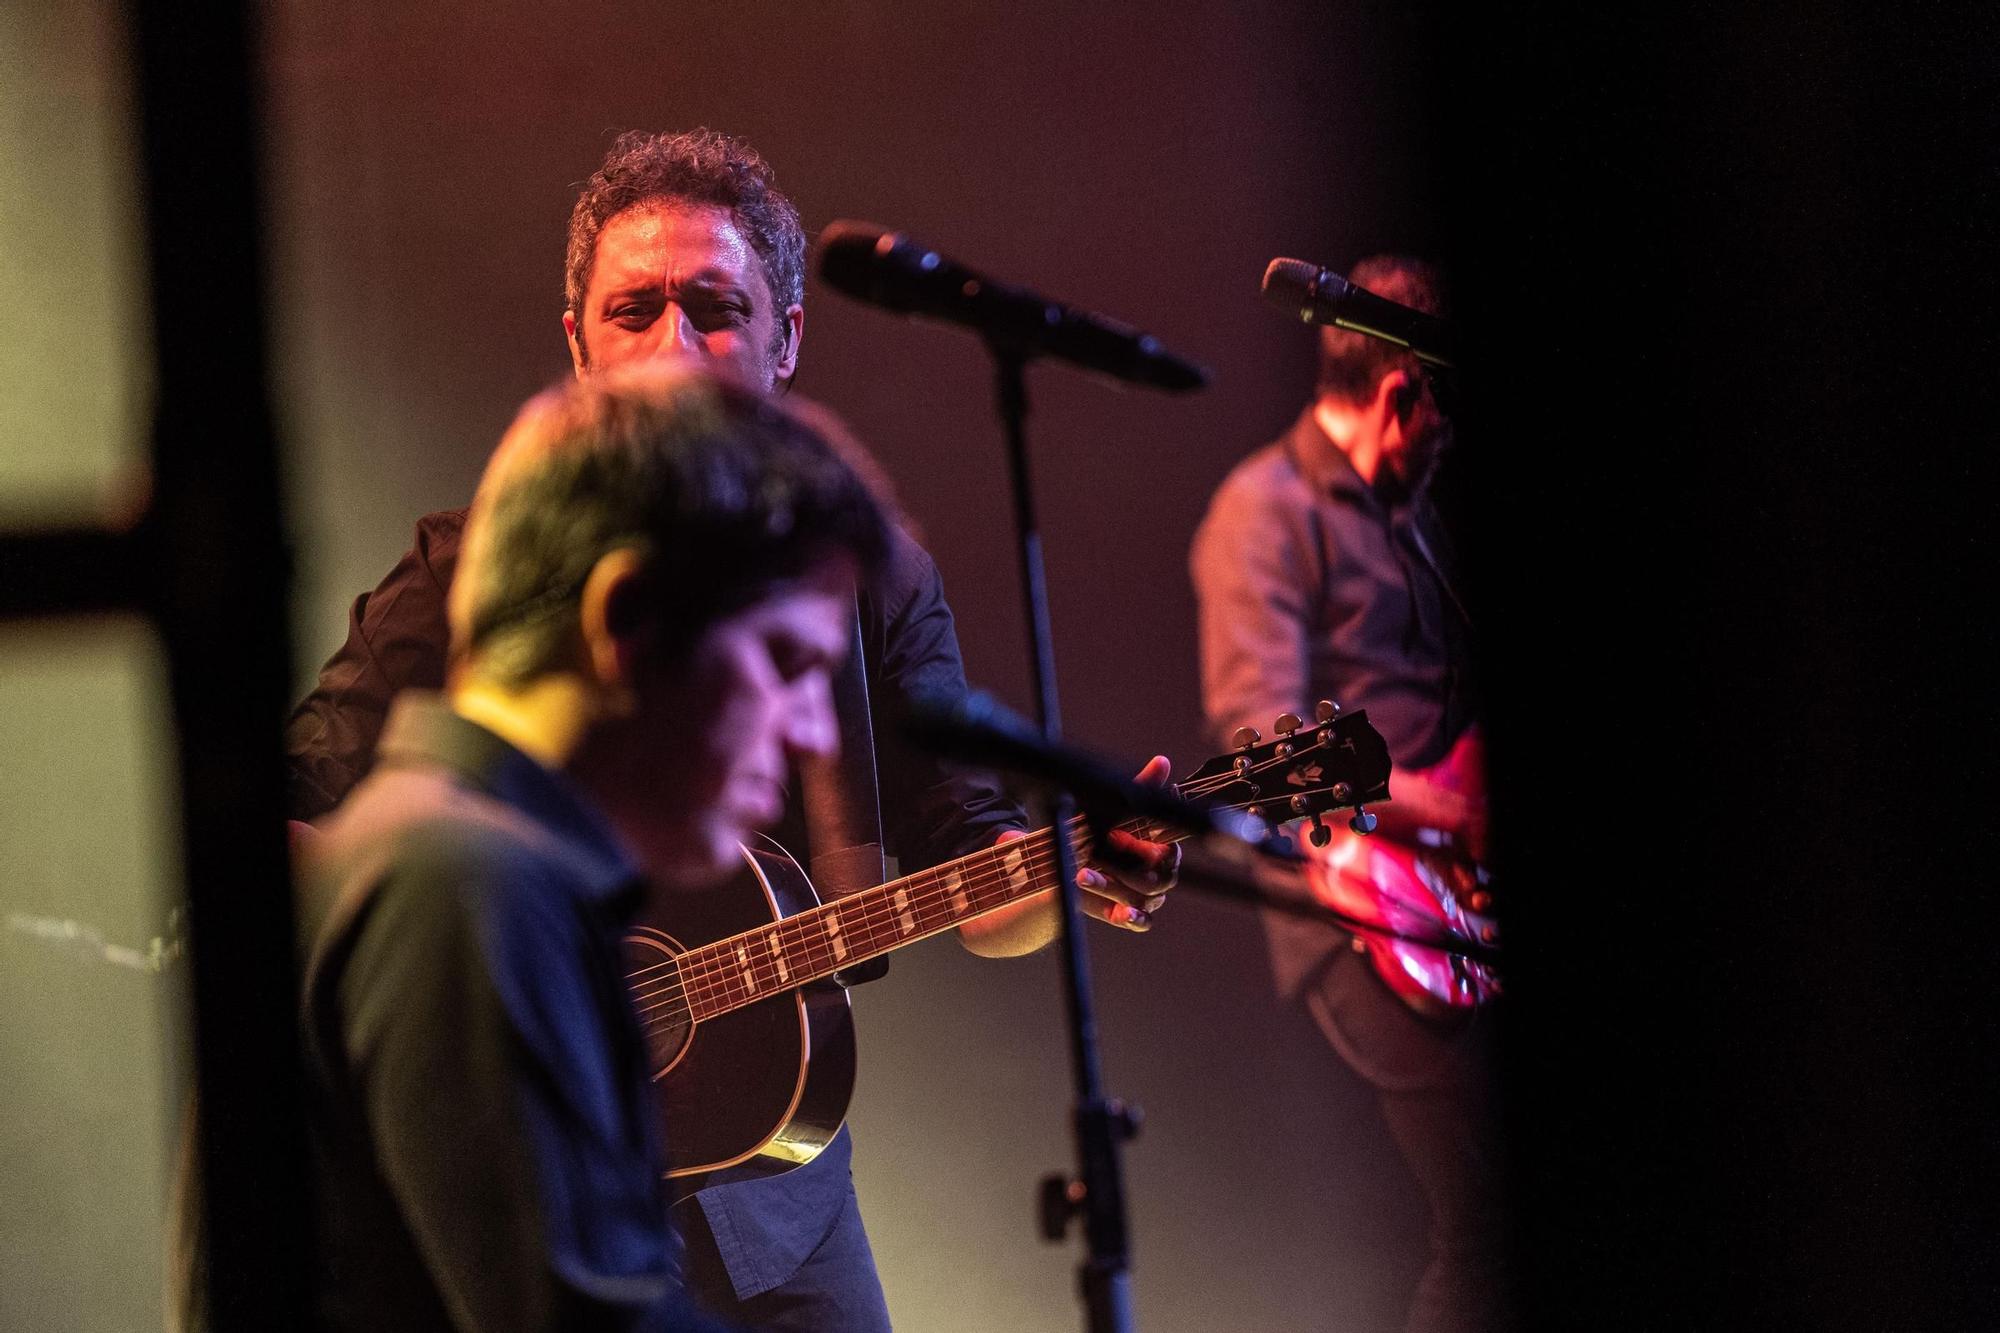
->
[627, 816, 1171, 1031]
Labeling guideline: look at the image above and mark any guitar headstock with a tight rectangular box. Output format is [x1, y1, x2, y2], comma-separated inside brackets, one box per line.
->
[1178, 702, 1392, 839]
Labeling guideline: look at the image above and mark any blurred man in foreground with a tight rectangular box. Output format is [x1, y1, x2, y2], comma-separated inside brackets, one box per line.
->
[298, 366, 889, 1329]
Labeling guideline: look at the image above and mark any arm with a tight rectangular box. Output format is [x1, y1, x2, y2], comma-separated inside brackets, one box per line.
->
[1191, 479, 1484, 855]
[863, 529, 1026, 868]
[331, 842, 716, 1331]
[863, 532, 1162, 957]
[1190, 477, 1316, 756]
[286, 511, 466, 821]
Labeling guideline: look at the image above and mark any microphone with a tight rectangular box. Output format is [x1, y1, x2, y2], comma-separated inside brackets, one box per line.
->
[903, 691, 1285, 852]
[818, 221, 1209, 392]
[1261, 258, 1456, 369]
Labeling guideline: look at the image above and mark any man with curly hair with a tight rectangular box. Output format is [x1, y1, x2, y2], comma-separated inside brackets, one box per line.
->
[286, 129, 1175, 1331]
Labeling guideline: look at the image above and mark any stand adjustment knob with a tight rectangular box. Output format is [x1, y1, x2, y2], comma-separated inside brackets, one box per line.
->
[1037, 1174, 1086, 1242]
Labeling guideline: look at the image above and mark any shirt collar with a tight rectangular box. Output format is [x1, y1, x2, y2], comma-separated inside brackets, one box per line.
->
[1286, 407, 1375, 505]
[1287, 406, 1426, 512]
[374, 693, 644, 911]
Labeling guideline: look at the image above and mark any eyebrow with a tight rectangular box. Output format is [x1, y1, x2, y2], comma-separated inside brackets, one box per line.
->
[597, 270, 754, 303]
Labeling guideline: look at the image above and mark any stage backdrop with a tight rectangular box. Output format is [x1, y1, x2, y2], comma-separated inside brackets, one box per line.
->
[2, 2, 1450, 1328]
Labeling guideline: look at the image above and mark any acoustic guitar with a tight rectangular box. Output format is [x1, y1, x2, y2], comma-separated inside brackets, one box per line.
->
[624, 706, 1392, 1198]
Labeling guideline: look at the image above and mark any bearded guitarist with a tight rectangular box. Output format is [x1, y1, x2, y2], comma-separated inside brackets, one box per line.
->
[1191, 254, 1510, 1333]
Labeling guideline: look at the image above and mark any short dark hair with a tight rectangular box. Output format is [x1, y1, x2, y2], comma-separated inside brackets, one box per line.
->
[1317, 255, 1448, 403]
[458, 367, 892, 686]
[564, 129, 806, 348]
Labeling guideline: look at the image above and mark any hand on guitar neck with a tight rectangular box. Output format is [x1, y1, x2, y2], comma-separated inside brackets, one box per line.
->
[961, 754, 1180, 957]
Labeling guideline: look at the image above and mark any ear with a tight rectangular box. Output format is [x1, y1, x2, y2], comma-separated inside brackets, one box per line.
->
[577, 547, 652, 703]
[774, 304, 804, 390]
[563, 309, 588, 379]
[1381, 369, 1420, 422]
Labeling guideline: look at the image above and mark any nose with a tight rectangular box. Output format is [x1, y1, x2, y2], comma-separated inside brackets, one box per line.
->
[785, 672, 841, 764]
[653, 303, 705, 359]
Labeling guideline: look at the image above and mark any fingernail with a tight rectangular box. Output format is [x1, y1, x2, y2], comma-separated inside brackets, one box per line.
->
[1080, 868, 1106, 889]
[1125, 907, 1151, 930]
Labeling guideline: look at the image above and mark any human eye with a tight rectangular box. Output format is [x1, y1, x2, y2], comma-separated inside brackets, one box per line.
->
[606, 298, 658, 328]
[689, 289, 752, 328]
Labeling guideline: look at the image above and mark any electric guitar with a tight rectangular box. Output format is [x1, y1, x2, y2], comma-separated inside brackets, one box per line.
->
[623, 707, 1392, 1199]
[1282, 718, 1500, 1015]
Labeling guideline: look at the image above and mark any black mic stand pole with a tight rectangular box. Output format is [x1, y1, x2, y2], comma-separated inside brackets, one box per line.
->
[987, 340, 1138, 1333]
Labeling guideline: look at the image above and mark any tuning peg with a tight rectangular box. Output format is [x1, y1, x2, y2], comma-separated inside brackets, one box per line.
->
[1308, 813, 1332, 847]
[1231, 726, 1261, 749]
[1315, 699, 1341, 722]
[1349, 807, 1378, 836]
[1274, 712, 1302, 736]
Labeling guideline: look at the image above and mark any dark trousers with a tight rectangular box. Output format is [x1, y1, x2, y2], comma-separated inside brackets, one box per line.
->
[1310, 945, 1514, 1333]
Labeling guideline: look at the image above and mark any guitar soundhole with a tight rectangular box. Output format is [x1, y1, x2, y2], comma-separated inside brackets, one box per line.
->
[624, 928, 693, 1077]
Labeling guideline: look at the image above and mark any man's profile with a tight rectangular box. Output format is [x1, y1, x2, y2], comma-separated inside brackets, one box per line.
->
[297, 364, 891, 1330]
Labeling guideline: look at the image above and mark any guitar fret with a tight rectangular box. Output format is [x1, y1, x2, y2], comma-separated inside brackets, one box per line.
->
[673, 820, 1127, 1024]
[641, 719, 1391, 1037]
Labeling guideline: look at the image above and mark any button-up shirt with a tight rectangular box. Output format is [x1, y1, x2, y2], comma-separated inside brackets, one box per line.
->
[299, 695, 725, 1331]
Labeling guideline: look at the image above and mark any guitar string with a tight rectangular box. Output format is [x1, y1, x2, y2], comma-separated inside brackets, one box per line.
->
[623, 726, 1342, 992]
[640, 784, 1193, 1019]
[630, 753, 1357, 1031]
[622, 741, 1324, 992]
[635, 836, 1078, 1030]
[637, 756, 1358, 1028]
[627, 736, 1364, 1028]
[638, 813, 1155, 1029]
[644, 728, 1360, 1008]
[634, 834, 1073, 1025]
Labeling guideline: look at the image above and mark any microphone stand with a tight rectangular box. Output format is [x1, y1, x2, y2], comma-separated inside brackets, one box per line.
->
[987, 340, 1137, 1333]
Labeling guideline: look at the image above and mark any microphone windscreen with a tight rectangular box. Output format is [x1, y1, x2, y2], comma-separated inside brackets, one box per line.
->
[816, 221, 899, 303]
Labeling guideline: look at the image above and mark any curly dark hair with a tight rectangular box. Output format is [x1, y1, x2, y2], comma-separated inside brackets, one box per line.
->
[1317, 255, 1448, 403]
[458, 366, 893, 686]
[564, 129, 806, 355]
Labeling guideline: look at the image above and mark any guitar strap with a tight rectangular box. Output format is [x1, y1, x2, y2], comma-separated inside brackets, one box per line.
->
[801, 597, 890, 986]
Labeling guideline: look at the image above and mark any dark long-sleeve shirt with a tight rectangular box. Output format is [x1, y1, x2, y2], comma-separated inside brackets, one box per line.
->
[287, 510, 1024, 872]
[1190, 409, 1479, 1001]
[1190, 410, 1477, 768]
[299, 695, 729, 1331]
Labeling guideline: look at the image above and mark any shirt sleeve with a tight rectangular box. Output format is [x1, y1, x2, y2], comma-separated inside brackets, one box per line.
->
[862, 528, 1028, 870]
[286, 511, 467, 821]
[329, 831, 723, 1332]
[1190, 471, 1317, 752]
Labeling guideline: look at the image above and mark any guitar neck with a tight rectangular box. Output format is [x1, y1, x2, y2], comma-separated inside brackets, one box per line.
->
[672, 816, 1171, 1023]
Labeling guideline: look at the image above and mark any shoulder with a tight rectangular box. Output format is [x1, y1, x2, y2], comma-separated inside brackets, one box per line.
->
[1197, 444, 1312, 546]
[1215, 443, 1308, 511]
[863, 523, 944, 623]
[310, 772, 581, 957]
[412, 509, 470, 576]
